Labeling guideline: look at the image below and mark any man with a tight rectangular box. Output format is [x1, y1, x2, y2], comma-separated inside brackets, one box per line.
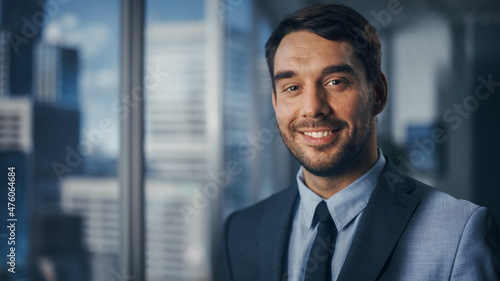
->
[221, 4, 500, 281]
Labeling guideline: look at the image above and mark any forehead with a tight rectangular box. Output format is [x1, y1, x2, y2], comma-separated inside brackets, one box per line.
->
[274, 31, 362, 75]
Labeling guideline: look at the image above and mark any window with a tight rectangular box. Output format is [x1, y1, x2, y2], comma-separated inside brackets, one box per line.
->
[0, 1, 120, 280]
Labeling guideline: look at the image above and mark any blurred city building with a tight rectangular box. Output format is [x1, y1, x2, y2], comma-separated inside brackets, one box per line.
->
[0, 96, 32, 280]
[32, 42, 81, 214]
[34, 43, 79, 108]
[61, 177, 209, 281]
[222, 2, 299, 215]
[143, 2, 297, 279]
[145, 22, 207, 182]
[0, 0, 85, 280]
[0, 2, 44, 276]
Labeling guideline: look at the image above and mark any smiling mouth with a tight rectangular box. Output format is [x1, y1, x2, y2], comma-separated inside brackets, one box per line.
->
[299, 128, 342, 145]
[302, 130, 334, 139]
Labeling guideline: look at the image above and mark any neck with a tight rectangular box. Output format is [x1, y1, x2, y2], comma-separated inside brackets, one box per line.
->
[303, 137, 379, 199]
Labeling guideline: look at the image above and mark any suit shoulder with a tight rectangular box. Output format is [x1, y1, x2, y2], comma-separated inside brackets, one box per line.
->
[383, 159, 481, 215]
[223, 185, 297, 251]
[407, 178, 483, 225]
[228, 185, 296, 225]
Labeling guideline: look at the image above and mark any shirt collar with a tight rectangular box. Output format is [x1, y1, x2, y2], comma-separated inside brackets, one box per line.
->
[296, 148, 386, 231]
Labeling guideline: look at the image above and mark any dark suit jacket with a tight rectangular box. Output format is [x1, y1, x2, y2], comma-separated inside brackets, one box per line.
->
[221, 160, 500, 281]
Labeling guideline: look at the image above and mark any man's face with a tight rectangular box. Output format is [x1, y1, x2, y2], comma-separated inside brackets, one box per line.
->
[272, 31, 379, 177]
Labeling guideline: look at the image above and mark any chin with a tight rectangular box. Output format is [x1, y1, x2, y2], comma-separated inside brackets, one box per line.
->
[301, 157, 349, 178]
[296, 137, 368, 178]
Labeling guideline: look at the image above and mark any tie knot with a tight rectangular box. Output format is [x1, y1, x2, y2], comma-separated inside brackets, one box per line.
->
[311, 201, 332, 227]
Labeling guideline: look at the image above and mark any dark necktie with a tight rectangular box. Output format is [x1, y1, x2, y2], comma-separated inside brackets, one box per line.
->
[304, 200, 338, 281]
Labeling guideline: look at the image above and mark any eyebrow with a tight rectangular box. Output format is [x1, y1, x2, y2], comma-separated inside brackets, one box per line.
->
[322, 64, 355, 75]
[273, 71, 296, 83]
[273, 64, 355, 83]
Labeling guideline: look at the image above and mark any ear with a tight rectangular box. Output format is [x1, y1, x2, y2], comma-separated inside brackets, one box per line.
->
[372, 72, 388, 116]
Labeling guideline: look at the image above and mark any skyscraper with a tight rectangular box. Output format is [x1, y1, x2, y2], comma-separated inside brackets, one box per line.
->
[145, 22, 207, 183]
[32, 41, 80, 214]
[0, 1, 85, 279]
[34, 43, 79, 108]
[61, 177, 209, 281]
[1, 0, 43, 97]
[0, 97, 32, 280]
[0, 1, 44, 279]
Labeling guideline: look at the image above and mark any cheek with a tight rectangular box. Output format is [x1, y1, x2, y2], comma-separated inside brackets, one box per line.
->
[331, 95, 369, 124]
[275, 104, 293, 127]
[352, 99, 373, 126]
[276, 114, 290, 132]
[328, 96, 353, 117]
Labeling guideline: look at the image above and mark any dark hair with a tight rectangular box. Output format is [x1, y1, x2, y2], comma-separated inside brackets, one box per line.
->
[265, 4, 381, 88]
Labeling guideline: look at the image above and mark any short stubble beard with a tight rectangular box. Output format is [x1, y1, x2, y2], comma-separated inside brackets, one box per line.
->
[279, 103, 375, 178]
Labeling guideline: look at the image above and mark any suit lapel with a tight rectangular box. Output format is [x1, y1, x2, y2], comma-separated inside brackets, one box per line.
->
[259, 183, 299, 281]
[337, 161, 421, 281]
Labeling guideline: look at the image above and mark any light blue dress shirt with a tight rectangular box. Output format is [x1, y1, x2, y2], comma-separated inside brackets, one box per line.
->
[287, 149, 386, 281]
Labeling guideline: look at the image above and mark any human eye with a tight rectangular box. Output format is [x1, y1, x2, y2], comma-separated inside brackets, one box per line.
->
[326, 79, 344, 86]
[285, 85, 300, 92]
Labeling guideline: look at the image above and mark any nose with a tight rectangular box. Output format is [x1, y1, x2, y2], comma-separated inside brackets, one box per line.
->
[301, 85, 331, 118]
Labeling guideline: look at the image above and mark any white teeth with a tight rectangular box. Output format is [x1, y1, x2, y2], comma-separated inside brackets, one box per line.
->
[304, 131, 332, 138]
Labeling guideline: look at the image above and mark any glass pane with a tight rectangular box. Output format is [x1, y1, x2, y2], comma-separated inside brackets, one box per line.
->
[145, 1, 210, 280]
[222, 2, 298, 217]
[222, 0, 255, 213]
[0, 0, 120, 280]
[144, 1, 297, 280]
